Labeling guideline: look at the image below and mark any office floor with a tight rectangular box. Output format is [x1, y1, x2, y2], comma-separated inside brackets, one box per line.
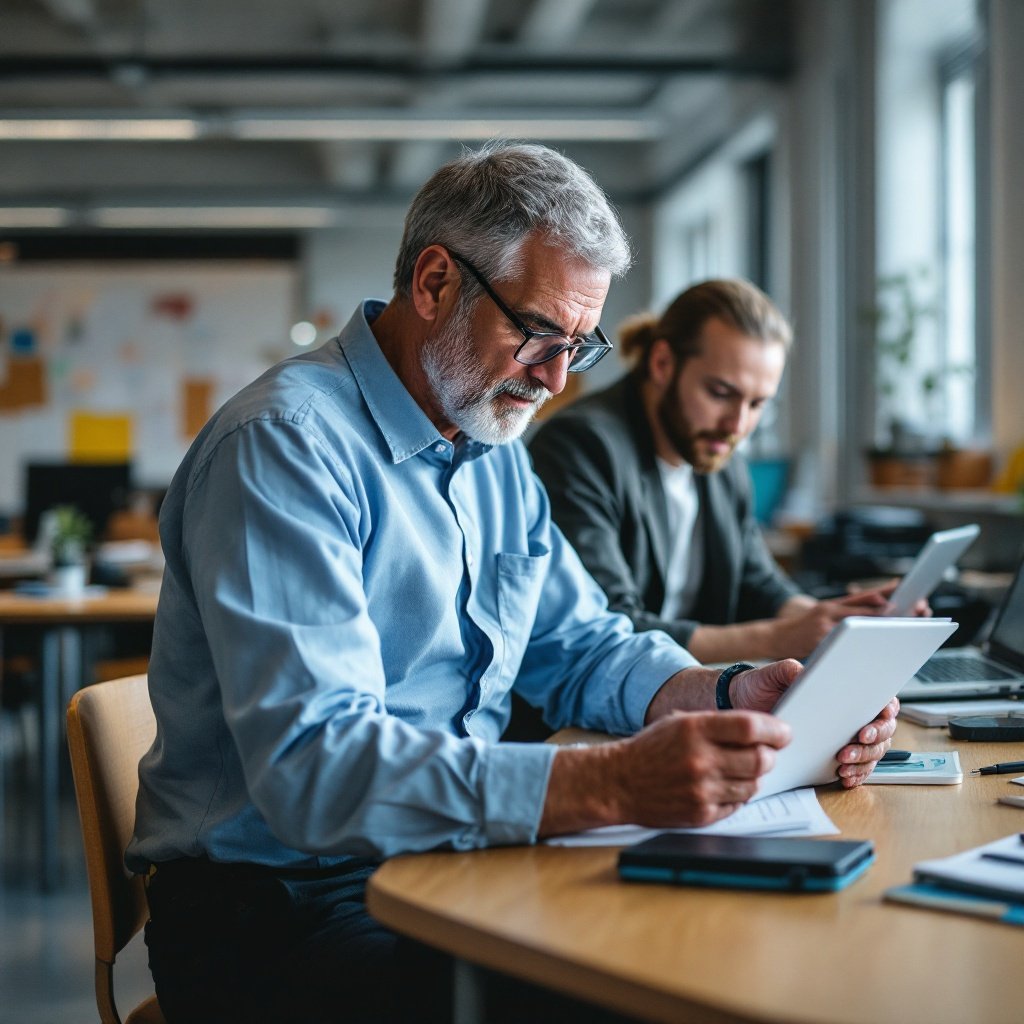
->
[1, 712, 153, 1024]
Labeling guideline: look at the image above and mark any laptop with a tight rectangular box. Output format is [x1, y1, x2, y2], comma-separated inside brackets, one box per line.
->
[898, 555, 1024, 700]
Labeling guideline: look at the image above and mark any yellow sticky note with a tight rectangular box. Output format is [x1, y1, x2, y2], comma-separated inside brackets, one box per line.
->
[69, 411, 133, 462]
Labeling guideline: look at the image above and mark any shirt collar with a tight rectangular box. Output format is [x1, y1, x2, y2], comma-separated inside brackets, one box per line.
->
[338, 299, 465, 465]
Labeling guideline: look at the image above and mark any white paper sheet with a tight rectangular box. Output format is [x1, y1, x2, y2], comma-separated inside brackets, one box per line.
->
[914, 832, 1024, 900]
[545, 787, 839, 847]
[899, 698, 1024, 727]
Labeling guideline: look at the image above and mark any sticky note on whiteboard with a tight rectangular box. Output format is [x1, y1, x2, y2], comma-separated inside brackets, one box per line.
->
[69, 411, 133, 461]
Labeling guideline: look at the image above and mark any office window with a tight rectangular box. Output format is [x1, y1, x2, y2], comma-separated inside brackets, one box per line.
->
[743, 151, 772, 294]
[680, 214, 715, 286]
[874, 0, 981, 452]
[939, 52, 977, 442]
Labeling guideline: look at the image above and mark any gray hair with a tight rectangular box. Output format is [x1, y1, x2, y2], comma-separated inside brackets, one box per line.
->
[392, 141, 632, 298]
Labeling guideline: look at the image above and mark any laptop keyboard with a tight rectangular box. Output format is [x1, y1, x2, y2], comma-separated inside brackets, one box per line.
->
[916, 656, 1018, 683]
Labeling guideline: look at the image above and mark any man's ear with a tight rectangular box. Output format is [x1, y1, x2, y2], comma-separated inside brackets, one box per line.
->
[647, 337, 677, 390]
[410, 245, 460, 323]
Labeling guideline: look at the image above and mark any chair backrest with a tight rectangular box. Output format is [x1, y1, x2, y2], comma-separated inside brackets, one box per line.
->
[67, 674, 160, 1024]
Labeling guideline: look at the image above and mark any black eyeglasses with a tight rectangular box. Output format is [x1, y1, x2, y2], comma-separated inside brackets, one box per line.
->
[447, 250, 613, 373]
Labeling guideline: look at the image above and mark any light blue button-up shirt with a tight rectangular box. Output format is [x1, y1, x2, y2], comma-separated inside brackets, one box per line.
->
[127, 301, 698, 870]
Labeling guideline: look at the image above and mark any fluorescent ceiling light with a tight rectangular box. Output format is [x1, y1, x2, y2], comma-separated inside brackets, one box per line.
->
[232, 117, 659, 142]
[0, 207, 72, 227]
[91, 206, 341, 229]
[0, 119, 198, 140]
[0, 113, 659, 143]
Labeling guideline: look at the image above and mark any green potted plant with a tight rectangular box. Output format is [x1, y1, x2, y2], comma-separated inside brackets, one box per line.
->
[864, 269, 973, 488]
[47, 504, 93, 594]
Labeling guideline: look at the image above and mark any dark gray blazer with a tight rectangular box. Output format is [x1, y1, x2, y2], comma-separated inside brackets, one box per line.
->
[529, 372, 800, 648]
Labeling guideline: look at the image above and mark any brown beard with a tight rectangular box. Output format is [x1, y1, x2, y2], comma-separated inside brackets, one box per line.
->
[657, 384, 739, 474]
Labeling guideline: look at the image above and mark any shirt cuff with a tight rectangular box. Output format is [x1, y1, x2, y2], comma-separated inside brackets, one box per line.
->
[625, 641, 701, 732]
[479, 741, 558, 846]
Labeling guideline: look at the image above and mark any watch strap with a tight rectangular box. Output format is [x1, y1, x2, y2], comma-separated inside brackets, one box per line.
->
[715, 662, 755, 711]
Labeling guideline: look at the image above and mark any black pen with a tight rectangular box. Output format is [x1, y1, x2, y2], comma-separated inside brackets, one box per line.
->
[981, 852, 1024, 868]
[970, 760, 1024, 776]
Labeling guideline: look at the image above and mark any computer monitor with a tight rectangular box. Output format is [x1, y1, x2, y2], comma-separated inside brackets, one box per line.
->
[23, 462, 133, 545]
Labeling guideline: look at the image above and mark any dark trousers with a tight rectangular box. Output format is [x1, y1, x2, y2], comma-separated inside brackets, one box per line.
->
[144, 856, 641, 1024]
[144, 857, 451, 1024]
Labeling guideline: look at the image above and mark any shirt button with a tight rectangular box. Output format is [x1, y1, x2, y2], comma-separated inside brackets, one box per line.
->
[434, 443, 446, 453]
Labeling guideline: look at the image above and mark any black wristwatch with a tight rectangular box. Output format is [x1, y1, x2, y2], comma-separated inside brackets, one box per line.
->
[715, 662, 755, 711]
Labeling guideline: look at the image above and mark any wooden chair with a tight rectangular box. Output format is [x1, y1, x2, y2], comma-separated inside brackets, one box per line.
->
[67, 674, 166, 1024]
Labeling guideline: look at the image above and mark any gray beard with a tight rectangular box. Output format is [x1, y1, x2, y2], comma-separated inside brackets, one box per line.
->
[421, 311, 550, 446]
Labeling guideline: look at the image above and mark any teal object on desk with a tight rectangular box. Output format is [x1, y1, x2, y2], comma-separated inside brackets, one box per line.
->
[886, 882, 1024, 926]
[618, 833, 875, 892]
[747, 458, 790, 526]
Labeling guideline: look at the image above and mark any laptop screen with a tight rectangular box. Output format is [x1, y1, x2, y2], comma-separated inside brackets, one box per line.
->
[988, 559, 1024, 670]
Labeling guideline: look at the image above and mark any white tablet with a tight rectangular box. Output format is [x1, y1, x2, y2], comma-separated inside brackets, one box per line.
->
[884, 524, 980, 616]
[757, 616, 958, 799]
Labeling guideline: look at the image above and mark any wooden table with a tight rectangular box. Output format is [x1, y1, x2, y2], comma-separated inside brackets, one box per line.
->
[368, 721, 1024, 1024]
[0, 587, 159, 889]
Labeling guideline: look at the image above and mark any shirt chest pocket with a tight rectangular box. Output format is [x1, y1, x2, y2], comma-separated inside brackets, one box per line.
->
[495, 545, 550, 684]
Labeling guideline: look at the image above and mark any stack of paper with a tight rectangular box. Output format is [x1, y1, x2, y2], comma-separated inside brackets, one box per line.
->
[886, 832, 1024, 926]
[899, 699, 1024, 727]
[546, 788, 838, 847]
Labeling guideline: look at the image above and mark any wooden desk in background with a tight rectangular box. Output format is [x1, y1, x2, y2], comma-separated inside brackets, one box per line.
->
[368, 721, 1024, 1024]
[0, 587, 159, 890]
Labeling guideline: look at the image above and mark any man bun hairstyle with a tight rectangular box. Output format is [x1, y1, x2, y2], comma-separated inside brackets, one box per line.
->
[619, 312, 661, 362]
[393, 141, 632, 300]
[624, 279, 793, 377]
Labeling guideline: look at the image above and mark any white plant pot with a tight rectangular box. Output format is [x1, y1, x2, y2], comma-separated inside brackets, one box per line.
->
[49, 563, 88, 596]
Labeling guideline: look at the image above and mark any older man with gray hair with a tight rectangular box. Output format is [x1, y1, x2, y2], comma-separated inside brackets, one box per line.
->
[128, 143, 893, 1023]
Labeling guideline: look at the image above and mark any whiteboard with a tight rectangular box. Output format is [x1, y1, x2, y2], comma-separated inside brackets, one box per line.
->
[0, 261, 299, 513]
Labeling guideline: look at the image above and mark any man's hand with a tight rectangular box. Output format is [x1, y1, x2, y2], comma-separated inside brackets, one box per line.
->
[542, 661, 898, 839]
[834, 697, 900, 787]
[865, 579, 932, 618]
[732, 663, 899, 787]
[613, 710, 792, 827]
[537, 710, 792, 837]
[728, 659, 802, 712]
[769, 591, 890, 659]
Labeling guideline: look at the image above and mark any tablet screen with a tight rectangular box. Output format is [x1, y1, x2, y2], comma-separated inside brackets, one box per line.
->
[757, 617, 958, 799]
[885, 524, 979, 616]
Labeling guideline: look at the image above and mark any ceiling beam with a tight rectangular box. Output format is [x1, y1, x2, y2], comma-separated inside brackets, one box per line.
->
[0, 52, 791, 81]
[387, 0, 490, 192]
[32, 0, 99, 31]
[650, 0, 722, 38]
[518, 0, 599, 49]
[420, 0, 489, 59]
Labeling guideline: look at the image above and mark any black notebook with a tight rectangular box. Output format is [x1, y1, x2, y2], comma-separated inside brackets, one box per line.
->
[618, 833, 875, 892]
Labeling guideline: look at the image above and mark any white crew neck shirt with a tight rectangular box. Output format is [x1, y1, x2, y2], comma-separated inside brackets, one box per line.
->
[656, 457, 704, 620]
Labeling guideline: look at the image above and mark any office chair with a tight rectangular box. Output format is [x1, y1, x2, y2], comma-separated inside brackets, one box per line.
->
[66, 675, 166, 1024]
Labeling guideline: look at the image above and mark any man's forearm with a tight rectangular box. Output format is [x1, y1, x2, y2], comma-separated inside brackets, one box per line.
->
[643, 665, 719, 723]
[540, 667, 727, 837]
[776, 594, 816, 618]
[537, 742, 628, 838]
[686, 621, 780, 663]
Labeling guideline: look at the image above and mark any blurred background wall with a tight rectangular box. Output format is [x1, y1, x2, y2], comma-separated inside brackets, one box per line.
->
[1, 0, 1021, 559]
